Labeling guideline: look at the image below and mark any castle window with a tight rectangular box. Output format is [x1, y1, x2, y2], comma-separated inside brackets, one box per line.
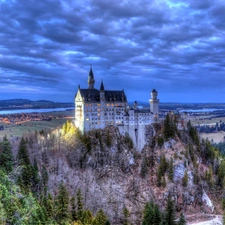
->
[86, 104, 89, 107]
[98, 122, 100, 124]
[97, 109, 100, 112]
[98, 114, 100, 116]
[97, 104, 100, 106]
[111, 104, 114, 106]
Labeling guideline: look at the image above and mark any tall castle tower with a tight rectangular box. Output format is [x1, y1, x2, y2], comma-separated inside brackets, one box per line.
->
[88, 65, 95, 89]
[149, 89, 159, 121]
[99, 80, 105, 129]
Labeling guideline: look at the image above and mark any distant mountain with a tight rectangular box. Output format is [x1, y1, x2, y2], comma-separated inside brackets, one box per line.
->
[0, 99, 74, 110]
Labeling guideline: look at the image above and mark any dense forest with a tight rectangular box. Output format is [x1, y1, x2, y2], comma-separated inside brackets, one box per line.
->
[0, 115, 225, 224]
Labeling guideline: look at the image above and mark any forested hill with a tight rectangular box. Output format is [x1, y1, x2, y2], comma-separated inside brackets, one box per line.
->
[0, 99, 73, 110]
[0, 114, 225, 224]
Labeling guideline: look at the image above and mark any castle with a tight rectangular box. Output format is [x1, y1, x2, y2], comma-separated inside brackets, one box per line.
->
[74, 67, 159, 150]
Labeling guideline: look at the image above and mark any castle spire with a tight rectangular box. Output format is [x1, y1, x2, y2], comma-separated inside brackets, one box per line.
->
[88, 64, 95, 89]
[100, 79, 104, 91]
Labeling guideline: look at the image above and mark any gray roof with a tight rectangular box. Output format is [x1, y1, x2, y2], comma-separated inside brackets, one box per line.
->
[77, 88, 127, 103]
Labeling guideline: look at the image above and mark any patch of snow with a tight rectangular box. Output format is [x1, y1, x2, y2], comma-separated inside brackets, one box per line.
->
[202, 190, 214, 212]
[174, 163, 185, 181]
[164, 138, 176, 149]
[129, 155, 135, 165]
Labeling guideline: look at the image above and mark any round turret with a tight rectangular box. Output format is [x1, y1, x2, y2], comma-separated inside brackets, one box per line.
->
[151, 89, 158, 100]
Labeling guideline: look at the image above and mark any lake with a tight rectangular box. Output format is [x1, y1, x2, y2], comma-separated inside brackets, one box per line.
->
[0, 107, 74, 115]
[179, 108, 224, 113]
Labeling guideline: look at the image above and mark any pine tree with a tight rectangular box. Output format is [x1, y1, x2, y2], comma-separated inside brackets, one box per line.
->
[17, 137, 33, 191]
[123, 206, 129, 225]
[43, 193, 54, 219]
[0, 135, 13, 173]
[82, 209, 93, 224]
[41, 165, 48, 193]
[217, 159, 225, 187]
[178, 212, 186, 225]
[76, 189, 84, 221]
[163, 114, 175, 140]
[168, 158, 174, 181]
[182, 170, 188, 187]
[92, 209, 107, 225]
[32, 158, 40, 194]
[142, 201, 161, 225]
[165, 195, 176, 225]
[70, 196, 77, 221]
[54, 181, 70, 224]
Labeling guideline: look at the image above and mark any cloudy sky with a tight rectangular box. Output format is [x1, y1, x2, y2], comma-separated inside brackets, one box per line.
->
[1, 0, 225, 103]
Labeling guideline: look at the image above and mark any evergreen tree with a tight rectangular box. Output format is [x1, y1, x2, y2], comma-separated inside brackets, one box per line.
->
[218, 159, 225, 187]
[163, 114, 175, 140]
[165, 195, 176, 225]
[70, 196, 77, 221]
[43, 193, 54, 219]
[41, 165, 49, 193]
[17, 137, 33, 191]
[142, 201, 161, 225]
[105, 220, 111, 225]
[168, 158, 174, 181]
[82, 209, 93, 224]
[76, 189, 84, 221]
[140, 155, 148, 178]
[182, 170, 188, 187]
[54, 181, 70, 224]
[0, 135, 13, 173]
[92, 209, 107, 225]
[0, 189, 6, 225]
[123, 206, 129, 225]
[32, 158, 40, 194]
[178, 212, 186, 225]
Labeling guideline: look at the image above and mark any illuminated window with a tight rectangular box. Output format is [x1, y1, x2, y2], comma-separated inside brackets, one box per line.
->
[98, 122, 100, 124]
[97, 109, 100, 112]
[107, 104, 110, 106]
[97, 104, 100, 106]
[98, 113, 100, 116]
[111, 104, 114, 106]
[86, 104, 89, 107]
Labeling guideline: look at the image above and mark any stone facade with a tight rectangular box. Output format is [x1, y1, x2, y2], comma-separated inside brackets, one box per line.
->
[74, 67, 159, 150]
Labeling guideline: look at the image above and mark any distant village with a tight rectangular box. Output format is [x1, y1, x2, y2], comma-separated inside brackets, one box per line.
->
[0, 112, 73, 129]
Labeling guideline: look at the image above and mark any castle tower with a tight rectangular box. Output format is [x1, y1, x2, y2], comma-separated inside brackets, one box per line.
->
[150, 89, 159, 121]
[88, 65, 95, 89]
[74, 85, 85, 133]
[100, 80, 105, 129]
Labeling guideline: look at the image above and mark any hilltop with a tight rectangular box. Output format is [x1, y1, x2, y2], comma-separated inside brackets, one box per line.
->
[0, 98, 73, 110]
[2, 115, 223, 224]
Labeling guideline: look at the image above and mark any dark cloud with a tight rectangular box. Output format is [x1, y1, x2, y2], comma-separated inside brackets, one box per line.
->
[0, 0, 225, 102]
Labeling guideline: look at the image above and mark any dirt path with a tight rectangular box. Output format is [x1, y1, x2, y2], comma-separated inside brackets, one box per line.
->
[188, 215, 223, 225]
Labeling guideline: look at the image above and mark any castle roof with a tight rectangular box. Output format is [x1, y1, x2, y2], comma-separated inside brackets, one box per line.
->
[100, 80, 104, 91]
[78, 88, 127, 103]
[89, 65, 94, 78]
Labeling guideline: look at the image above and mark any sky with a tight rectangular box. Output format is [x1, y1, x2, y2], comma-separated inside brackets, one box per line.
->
[1, 0, 225, 103]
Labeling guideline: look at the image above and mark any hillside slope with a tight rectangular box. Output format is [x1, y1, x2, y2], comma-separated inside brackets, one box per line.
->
[9, 117, 224, 224]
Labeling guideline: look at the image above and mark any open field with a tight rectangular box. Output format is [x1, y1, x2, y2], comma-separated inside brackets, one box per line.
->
[200, 131, 225, 143]
[191, 116, 225, 125]
[0, 118, 70, 140]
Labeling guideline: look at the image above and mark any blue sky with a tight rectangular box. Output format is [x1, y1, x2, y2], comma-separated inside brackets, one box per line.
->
[0, 0, 225, 103]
